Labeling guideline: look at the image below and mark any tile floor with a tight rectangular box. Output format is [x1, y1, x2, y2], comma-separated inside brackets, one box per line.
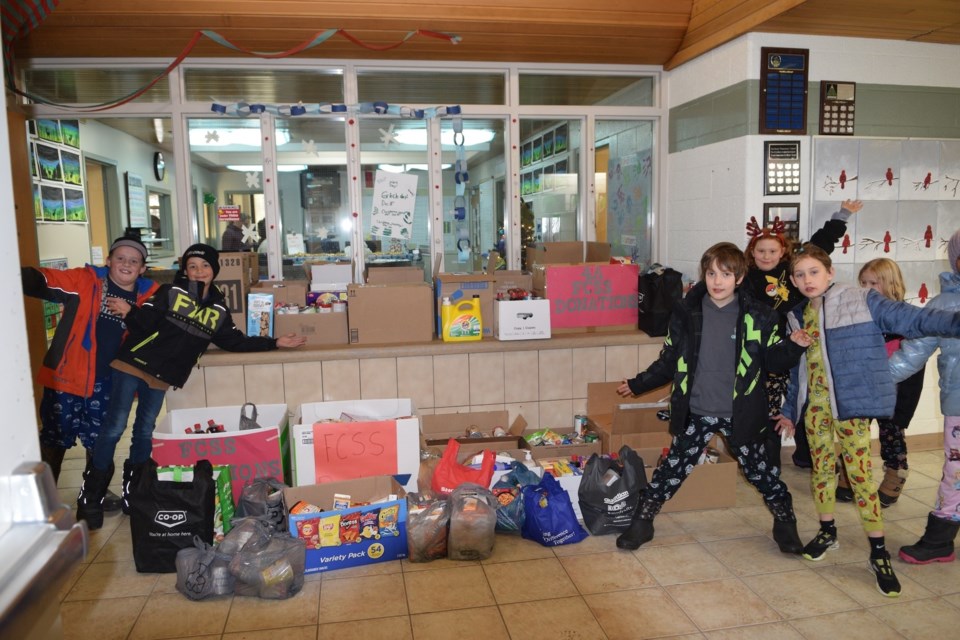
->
[53, 444, 960, 640]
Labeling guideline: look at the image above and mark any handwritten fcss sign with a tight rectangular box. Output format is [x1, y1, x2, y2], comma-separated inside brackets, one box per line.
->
[312, 420, 399, 484]
[543, 264, 639, 328]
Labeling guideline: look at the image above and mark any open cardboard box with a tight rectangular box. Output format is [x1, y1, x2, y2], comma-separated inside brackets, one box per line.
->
[525, 432, 601, 462]
[420, 411, 528, 457]
[636, 440, 737, 513]
[284, 476, 407, 574]
[587, 381, 672, 453]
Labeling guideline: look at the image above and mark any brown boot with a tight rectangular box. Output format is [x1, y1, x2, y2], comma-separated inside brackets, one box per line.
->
[878, 466, 908, 507]
[836, 461, 853, 502]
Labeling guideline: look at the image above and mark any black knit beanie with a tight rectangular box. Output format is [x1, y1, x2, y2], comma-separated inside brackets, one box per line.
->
[180, 243, 220, 278]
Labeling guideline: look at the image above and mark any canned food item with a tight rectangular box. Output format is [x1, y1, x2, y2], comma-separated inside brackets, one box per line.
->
[573, 414, 588, 436]
[492, 426, 507, 437]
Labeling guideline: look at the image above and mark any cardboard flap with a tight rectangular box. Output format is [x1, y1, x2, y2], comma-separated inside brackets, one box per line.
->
[283, 475, 404, 511]
[587, 381, 670, 435]
[420, 410, 509, 438]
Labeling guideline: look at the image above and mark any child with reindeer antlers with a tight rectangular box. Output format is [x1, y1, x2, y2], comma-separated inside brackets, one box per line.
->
[743, 200, 863, 470]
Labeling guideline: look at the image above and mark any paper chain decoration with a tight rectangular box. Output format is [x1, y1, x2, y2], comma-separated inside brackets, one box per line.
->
[210, 101, 462, 120]
[745, 215, 786, 238]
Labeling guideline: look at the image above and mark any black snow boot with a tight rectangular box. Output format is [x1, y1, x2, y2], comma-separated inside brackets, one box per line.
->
[899, 513, 960, 564]
[120, 460, 145, 515]
[616, 497, 661, 550]
[76, 460, 112, 530]
[86, 449, 120, 512]
[767, 493, 803, 554]
[40, 444, 66, 483]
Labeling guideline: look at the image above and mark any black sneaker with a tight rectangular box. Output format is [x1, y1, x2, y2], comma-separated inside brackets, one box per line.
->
[835, 486, 854, 502]
[868, 552, 901, 597]
[802, 529, 839, 561]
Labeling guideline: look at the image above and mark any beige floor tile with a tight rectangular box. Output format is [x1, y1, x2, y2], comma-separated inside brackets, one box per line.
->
[742, 569, 859, 618]
[813, 561, 933, 605]
[128, 592, 232, 639]
[703, 536, 806, 576]
[788, 609, 902, 639]
[410, 606, 509, 639]
[403, 565, 494, 614]
[152, 572, 178, 594]
[479, 531, 556, 563]
[499, 595, 607, 640]
[483, 557, 578, 604]
[795, 523, 871, 567]
[584, 587, 699, 639]
[399, 556, 480, 573]
[317, 573, 407, 623]
[224, 626, 318, 640]
[64, 560, 160, 601]
[224, 581, 321, 632]
[61, 595, 146, 640]
[667, 579, 781, 631]
[880, 494, 940, 521]
[894, 558, 960, 596]
[703, 622, 804, 639]
[551, 531, 619, 556]
[92, 523, 133, 563]
[57, 562, 88, 603]
[320, 558, 403, 580]
[318, 616, 411, 639]
[669, 510, 763, 542]
[870, 597, 960, 639]
[636, 543, 733, 585]
[560, 550, 657, 594]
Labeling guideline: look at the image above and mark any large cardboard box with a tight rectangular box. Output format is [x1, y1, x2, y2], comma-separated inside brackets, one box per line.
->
[525, 241, 611, 271]
[434, 273, 495, 338]
[307, 262, 352, 285]
[367, 266, 425, 285]
[533, 263, 639, 330]
[494, 298, 551, 340]
[420, 411, 528, 457]
[347, 283, 433, 344]
[587, 381, 672, 453]
[217, 252, 259, 314]
[525, 435, 602, 462]
[251, 280, 308, 307]
[275, 311, 348, 346]
[491, 270, 533, 299]
[636, 443, 737, 513]
[292, 398, 421, 492]
[284, 476, 408, 574]
[151, 404, 290, 503]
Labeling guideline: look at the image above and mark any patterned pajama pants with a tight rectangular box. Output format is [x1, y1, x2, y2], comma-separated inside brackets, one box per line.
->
[934, 416, 960, 522]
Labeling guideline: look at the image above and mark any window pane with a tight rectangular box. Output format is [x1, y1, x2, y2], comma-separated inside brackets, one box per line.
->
[519, 74, 654, 106]
[520, 119, 581, 265]
[596, 120, 655, 267]
[21, 68, 170, 104]
[357, 71, 505, 105]
[184, 68, 344, 103]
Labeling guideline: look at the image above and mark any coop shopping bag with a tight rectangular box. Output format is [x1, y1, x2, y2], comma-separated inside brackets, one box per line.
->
[578, 446, 647, 535]
[638, 266, 683, 337]
[431, 438, 495, 496]
[129, 459, 216, 573]
[521, 473, 588, 547]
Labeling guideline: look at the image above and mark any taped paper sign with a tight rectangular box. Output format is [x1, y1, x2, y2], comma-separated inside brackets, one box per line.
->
[312, 420, 399, 484]
[369, 170, 417, 239]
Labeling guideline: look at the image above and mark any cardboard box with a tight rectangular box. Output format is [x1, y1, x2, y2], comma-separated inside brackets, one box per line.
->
[367, 266, 424, 285]
[347, 283, 434, 345]
[525, 241, 611, 270]
[533, 262, 639, 330]
[494, 299, 551, 340]
[247, 292, 274, 337]
[275, 311, 348, 346]
[217, 252, 259, 314]
[292, 398, 421, 492]
[525, 434, 601, 462]
[491, 271, 533, 299]
[284, 476, 408, 574]
[420, 411, 528, 457]
[151, 404, 290, 503]
[251, 281, 308, 307]
[230, 311, 246, 336]
[636, 443, 737, 513]
[434, 273, 495, 338]
[587, 381, 672, 453]
[309, 263, 352, 286]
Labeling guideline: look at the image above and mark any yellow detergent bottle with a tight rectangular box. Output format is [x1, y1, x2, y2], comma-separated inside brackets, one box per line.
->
[441, 295, 482, 342]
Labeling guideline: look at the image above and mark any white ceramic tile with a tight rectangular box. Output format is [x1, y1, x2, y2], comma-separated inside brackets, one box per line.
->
[504, 351, 539, 403]
[538, 349, 572, 400]
[320, 359, 360, 400]
[469, 351, 505, 405]
[433, 353, 470, 408]
[360, 357, 398, 399]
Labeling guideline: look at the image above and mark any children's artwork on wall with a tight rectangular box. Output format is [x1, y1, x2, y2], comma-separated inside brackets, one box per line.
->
[60, 150, 82, 186]
[858, 140, 902, 201]
[33, 183, 41, 220]
[532, 137, 543, 164]
[901, 140, 940, 200]
[29, 142, 37, 178]
[35, 143, 63, 182]
[607, 150, 653, 265]
[543, 131, 554, 158]
[40, 185, 65, 221]
[554, 124, 568, 154]
[63, 187, 87, 223]
[59, 120, 80, 148]
[814, 138, 859, 200]
[29, 119, 87, 226]
[36, 119, 62, 144]
[521, 142, 532, 167]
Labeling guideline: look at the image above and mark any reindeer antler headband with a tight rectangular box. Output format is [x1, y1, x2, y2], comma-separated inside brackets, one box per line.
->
[745, 216, 786, 239]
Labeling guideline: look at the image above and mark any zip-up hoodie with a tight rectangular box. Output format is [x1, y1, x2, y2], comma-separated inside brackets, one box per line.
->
[22, 265, 158, 397]
[114, 272, 276, 389]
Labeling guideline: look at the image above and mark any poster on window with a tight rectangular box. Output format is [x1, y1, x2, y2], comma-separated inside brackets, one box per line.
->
[126, 172, 149, 228]
[369, 170, 417, 240]
[607, 151, 653, 265]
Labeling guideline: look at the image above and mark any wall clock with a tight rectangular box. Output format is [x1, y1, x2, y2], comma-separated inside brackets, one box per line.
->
[153, 151, 165, 181]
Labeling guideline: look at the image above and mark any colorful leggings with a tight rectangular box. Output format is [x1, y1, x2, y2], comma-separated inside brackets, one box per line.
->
[806, 403, 883, 533]
[877, 419, 908, 470]
[642, 414, 788, 511]
[934, 416, 960, 523]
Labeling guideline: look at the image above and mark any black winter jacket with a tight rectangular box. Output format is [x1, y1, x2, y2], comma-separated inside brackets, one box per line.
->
[624, 283, 806, 447]
[115, 274, 276, 388]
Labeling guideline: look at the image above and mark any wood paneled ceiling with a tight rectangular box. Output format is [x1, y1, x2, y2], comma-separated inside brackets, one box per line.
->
[11, 0, 960, 71]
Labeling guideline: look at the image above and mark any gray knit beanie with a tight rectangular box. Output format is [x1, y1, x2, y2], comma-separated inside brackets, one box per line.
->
[949, 229, 960, 274]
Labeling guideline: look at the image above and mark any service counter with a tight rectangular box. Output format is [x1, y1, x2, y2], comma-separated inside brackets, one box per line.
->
[167, 331, 666, 433]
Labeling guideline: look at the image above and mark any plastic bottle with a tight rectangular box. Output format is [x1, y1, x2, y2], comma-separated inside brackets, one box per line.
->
[657, 447, 669, 468]
[441, 295, 482, 342]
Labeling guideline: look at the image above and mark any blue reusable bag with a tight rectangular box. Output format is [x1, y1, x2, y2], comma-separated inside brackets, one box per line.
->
[520, 473, 588, 547]
[491, 461, 542, 533]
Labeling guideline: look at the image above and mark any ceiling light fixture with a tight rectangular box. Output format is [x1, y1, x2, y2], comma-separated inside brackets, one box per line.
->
[377, 163, 453, 173]
[153, 118, 165, 144]
[226, 164, 307, 172]
[190, 128, 290, 148]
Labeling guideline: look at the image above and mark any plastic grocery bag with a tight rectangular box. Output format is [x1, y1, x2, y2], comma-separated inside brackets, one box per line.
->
[406, 492, 450, 563]
[447, 483, 498, 560]
[578, 446, 646, 535]
[175, 536, 234, 600]
[491, 461, 541, 533]
[431, 439, 495, 496]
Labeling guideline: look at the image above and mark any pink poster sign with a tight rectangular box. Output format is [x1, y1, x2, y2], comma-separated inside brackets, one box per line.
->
[151, 429, 282, 503]
[312, 420, 399, 484]
[544, 264, 639, 328]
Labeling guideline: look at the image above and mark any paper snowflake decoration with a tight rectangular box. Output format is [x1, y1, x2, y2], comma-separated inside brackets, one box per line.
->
[245, 172, 261, 189]
[204, 130, 220, 144]
[302, 139, 318, 156]
[379, 124, 397, 146]
[317, 226, 330, 239]
[241, 223, 260, 245]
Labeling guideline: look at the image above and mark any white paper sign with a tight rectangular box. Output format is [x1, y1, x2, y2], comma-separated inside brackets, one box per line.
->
[286, 232, 305, 255]
[369, 170, 417, 240]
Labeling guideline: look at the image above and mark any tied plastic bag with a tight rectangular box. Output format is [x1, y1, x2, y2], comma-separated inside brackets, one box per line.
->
[491, 462, 541, 533]
[447, 483, 498, 560]
[236, 477, 288, 533]
[431, 439, 495, 496]
[521, 474, 588, 547]
[238, 402, 262, 431]
[175, 536, 234, 600]
[417, 447, 442, 493]
[406, 492, 450, 563]
[229, 534, 306, 599]
[638, 265, 683, 337]
[578, 446, 647, 535]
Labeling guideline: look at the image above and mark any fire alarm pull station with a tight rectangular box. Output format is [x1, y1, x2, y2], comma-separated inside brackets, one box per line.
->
[764, 141, 801, 196]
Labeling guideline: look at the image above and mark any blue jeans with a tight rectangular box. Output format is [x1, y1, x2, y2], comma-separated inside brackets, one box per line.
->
[90, 369, 166, 471]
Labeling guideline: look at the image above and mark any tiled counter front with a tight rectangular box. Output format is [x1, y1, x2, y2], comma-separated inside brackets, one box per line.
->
[166, 333, 664, 431]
